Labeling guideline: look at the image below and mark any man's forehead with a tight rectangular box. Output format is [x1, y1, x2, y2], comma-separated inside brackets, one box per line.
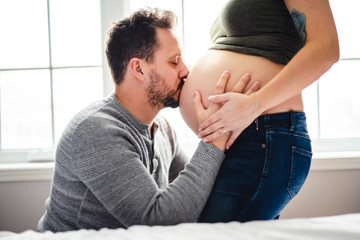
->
[156, 28, 182, 54]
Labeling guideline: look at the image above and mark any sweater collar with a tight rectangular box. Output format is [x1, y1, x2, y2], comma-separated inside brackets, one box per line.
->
[108, 93, 158, 139]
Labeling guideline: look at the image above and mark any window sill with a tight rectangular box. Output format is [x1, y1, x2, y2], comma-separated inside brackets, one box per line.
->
[310, 151, 360, 171]
[0, 152, 360, 182]
[0, 162, 54, 182]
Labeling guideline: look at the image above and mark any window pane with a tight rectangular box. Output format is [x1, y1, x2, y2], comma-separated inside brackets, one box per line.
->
[303, 82, 319, 139]
[183, 0, 228, 64]
[0, 0, 49, 68]
[53, 67, 103, 142]
[330, 0, 360, 59]
[0, 70, 53, 149]
[319, 60, 360, 139]
[159, 108, 199, 157]
[50, 0, 102, 67]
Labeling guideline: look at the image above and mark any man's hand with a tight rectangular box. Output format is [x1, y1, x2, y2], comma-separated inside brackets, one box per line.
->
[196, 72, 261, 150]
[193, 71, 259, 151]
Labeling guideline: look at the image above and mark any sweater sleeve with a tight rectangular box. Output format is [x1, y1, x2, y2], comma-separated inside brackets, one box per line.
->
[71, 116, 225, 228]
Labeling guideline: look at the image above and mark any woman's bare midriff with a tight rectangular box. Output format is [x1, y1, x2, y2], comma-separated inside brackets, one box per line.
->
[179, 50, 304, 133]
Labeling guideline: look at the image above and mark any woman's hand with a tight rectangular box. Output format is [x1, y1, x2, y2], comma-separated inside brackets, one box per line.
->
[193, 71, 259, 151]
[197, 77, 261, 150]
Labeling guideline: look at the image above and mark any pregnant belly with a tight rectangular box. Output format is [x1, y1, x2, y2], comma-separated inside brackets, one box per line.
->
[179, 50, 303, 133]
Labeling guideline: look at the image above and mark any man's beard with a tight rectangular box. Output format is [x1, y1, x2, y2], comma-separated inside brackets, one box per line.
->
[146, 70, 184, 109]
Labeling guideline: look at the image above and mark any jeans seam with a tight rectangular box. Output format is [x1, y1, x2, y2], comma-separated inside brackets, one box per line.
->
[287, 145, 312, 199]
[262, 131, 271, 175]
[237, 133, 269, 221]
[237, 164, 268, 221]
[287, 146, 297, 199]
[268, 130, 311, 141]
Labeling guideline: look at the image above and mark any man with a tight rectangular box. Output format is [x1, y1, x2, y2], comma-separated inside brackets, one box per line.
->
[38, 8, 255, 232]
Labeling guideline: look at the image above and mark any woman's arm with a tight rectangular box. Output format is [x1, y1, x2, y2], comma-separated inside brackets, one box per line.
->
[256, 0, 339, 112]
[198, 0, 339, 149]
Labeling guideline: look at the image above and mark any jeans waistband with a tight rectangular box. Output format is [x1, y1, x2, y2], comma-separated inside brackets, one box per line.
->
[249, 111, 307, 131]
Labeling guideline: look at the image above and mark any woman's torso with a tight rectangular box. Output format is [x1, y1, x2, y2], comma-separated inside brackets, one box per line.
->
[179, 0, 305, 133]
[179, 50, 304, 133]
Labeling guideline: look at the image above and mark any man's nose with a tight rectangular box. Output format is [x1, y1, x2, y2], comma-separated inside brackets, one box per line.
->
[178, 61, 189, 80]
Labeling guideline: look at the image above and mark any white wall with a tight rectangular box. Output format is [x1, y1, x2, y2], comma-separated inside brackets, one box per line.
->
[0, 181, 51, 232]
[281, 169, 360, 218]
[1, 168, 359, 233]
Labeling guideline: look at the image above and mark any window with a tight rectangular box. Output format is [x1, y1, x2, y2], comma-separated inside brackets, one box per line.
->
[0, 0, 103, 163]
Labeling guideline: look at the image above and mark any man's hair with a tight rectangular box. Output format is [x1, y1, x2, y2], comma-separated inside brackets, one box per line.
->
[105, 8, 177, 85]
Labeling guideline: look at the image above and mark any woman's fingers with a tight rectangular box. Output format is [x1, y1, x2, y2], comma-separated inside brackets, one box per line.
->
[198, 118, 223, 138]
[201, 125, 231, 143]
[207, 93, 231, 104]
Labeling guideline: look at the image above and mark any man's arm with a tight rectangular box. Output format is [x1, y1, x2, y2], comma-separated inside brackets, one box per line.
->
[72, 120, 224, 228]
[70, 71, 253, 228]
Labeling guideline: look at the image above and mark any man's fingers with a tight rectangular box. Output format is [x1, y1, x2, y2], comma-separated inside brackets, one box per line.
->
[225, 129, 242, 150]
[245, 81, 261, 95]
[193, 91, 205, 118]
[213, 71, 230, 95]
[231, 73, 251, 93]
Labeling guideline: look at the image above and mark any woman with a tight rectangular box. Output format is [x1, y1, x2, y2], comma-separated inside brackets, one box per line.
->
[179, 0, 339, 222]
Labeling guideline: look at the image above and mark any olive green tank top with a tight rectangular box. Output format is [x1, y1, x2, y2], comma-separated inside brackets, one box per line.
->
[210, 0, 305, 65]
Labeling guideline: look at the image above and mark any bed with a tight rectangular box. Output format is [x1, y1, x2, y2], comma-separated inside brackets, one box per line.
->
[1, 213, 359, 240]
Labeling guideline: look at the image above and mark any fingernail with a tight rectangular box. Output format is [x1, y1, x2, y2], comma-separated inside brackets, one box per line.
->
[203, 138, 208, 143]
[245, 73, 250, 79]
[223, 71, 229, 76]
[198, 128, 202, 131]
[226, 145, 229, 150]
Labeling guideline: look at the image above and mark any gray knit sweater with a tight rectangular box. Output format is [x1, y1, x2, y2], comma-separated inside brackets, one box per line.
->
[38, 93, 225, 232]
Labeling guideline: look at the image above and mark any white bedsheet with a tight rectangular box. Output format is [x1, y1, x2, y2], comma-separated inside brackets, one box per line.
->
[1, 214, 359, 240]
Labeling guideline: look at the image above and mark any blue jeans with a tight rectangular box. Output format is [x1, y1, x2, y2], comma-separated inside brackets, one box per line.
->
[198, 111, 312, 222]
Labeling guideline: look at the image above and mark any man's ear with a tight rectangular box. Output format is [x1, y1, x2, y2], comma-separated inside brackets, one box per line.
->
[129, 58, 146, 82]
